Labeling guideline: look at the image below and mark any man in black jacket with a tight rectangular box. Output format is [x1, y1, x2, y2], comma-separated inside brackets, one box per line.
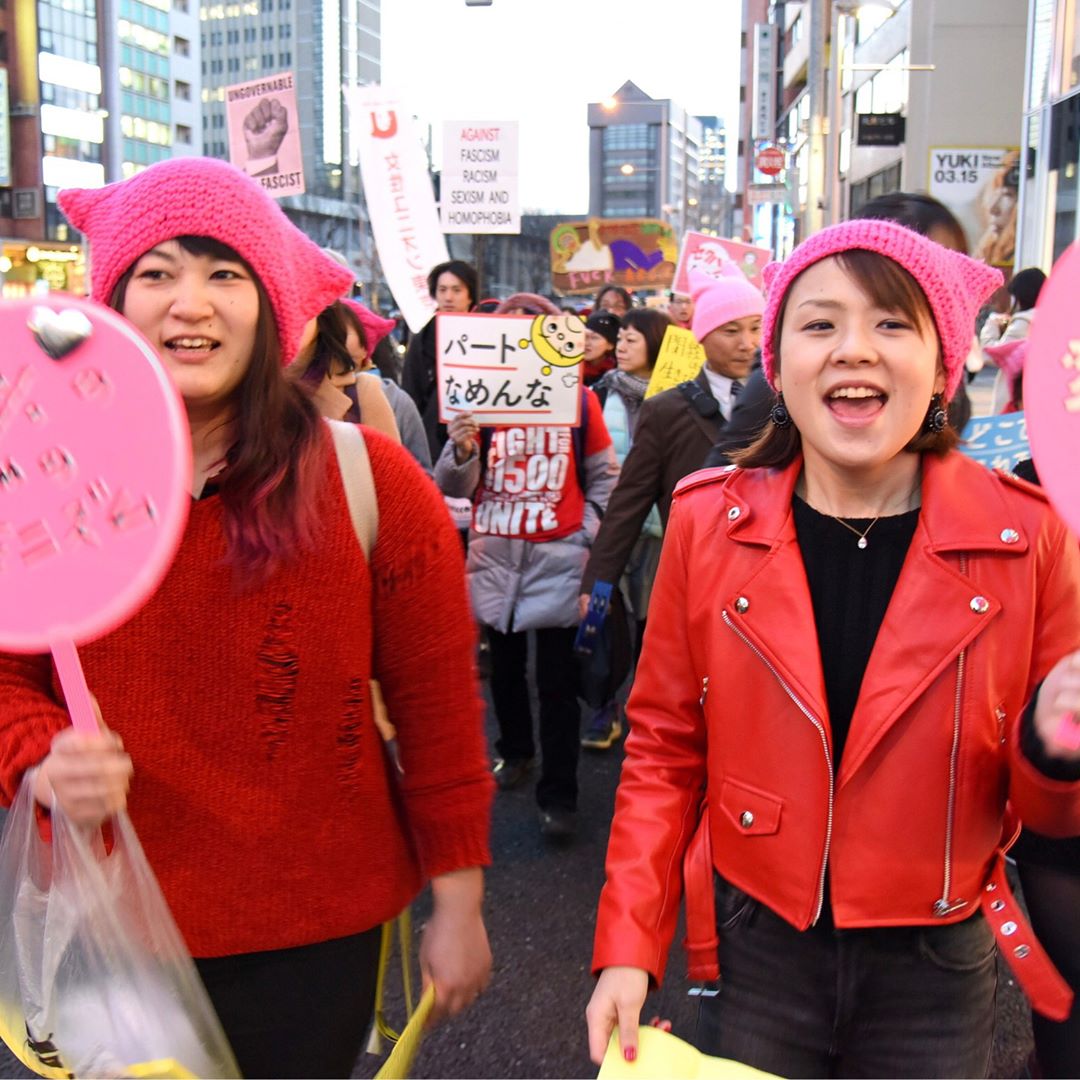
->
[401, 259, 478, 461]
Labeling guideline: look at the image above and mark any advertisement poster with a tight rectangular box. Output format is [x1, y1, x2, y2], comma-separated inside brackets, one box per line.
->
[550, 218, 677, 295]
[348, 85, 449, 334]
[646, 326, 706, 399]
[225, 73, 305, 198]
[436, 312, 584, 426]
[672, 232, 772, 294]
[928, 147, 1019, 271]
[441, 121, 519, 235]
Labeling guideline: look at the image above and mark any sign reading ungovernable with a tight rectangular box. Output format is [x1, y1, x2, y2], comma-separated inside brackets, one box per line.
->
[225, 72, 306, 198]
[441, 122, 520, 235]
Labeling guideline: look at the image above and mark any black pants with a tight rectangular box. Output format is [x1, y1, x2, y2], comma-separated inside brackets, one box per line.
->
[195, 928, 381, 1078]
[696, 881, 996, 1078]
[488, 625, 581, 811]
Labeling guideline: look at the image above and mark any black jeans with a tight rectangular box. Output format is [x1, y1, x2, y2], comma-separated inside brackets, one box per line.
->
[696, 880, 997, 1078]
[487, 625, 581, 811]
[195, 928, 381, 1078]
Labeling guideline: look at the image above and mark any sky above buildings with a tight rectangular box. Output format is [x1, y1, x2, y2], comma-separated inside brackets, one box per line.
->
[381, 0, 743, 215]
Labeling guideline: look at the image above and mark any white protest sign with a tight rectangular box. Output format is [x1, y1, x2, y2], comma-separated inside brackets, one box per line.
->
[349, 86, 449, 333]
[225, 73, 305, 198]
[436, 313, 584, 426]
[441, 122, 520, 234]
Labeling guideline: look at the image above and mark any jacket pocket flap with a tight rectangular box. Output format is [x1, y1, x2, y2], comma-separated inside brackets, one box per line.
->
[718, 778, 782, 836]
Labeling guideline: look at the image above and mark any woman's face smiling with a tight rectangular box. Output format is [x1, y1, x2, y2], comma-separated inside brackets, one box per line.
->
[122, 240, 260, 415]
[775, 256, 944, 479]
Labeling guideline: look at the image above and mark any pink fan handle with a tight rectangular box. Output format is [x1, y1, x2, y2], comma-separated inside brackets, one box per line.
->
[49, 638, 100, 735]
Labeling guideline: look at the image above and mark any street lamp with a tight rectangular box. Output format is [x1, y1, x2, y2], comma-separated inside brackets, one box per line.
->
[620, 163, 635, 176]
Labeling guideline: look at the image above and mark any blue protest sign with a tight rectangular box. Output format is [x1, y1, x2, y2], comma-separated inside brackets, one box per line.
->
[960, 412, 1030, 472]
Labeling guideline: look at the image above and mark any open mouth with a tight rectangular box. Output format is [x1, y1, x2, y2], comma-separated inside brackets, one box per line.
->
[826, 384, 887, 421]
[164, 336, 221, 358]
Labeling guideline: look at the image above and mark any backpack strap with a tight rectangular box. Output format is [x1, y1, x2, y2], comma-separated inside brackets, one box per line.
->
[326, 419, 379, 560]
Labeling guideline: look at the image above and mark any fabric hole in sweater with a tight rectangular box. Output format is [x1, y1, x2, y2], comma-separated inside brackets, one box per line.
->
[337, 676, 365, 791]
[255, 602, 297, 761]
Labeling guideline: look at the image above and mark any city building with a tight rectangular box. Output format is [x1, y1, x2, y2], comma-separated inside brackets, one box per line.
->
[586, 80, 703, 240]
[743, 0, 1027, 260]
[1016, 0, 1080, 274]
[199, 0, 380, 287]
[696, 114, 735, 238]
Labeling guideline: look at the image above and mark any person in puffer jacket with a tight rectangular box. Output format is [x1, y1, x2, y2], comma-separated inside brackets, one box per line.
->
[435, 389, 618, 843]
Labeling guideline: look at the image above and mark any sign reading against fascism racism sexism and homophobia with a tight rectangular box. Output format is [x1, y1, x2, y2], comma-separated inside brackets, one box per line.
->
[348, 85, 450, 334]
[0, 296, 191, 731]
[224, 73, 306, 198]
[550, 218, 677, 295]
[441, 122, 520, 234]
[671, 232, 772, 294]
[436, 312, 584, 426]
[646, 325, 706, 399]
[928, 147, 1020, 271]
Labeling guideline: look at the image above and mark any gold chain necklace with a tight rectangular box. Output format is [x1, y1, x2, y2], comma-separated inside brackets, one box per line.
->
[827, 480, 922, 551]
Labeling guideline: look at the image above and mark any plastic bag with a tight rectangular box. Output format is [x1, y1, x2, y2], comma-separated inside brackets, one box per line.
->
[0, 774, 240, 1079]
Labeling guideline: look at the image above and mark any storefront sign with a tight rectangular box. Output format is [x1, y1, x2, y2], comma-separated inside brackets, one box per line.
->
[672, 232, 771, 294]
[0, 69, 10, 188]
[646, 326, 705, 399]
[745, 183, 787, 206]
[441, 121, 519, 235]
[550, 218, 677, 296]
[349, 86, 449, 334]
[224, 72, 305, 198]
[437, 312, 584, 425]
[928, 147, 1019, 270]
[752, 24, 776, 142]
[856, 113, 906, 147]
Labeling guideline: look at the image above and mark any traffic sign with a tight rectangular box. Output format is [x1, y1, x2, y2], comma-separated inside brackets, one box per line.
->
[755, 144, 786, 176]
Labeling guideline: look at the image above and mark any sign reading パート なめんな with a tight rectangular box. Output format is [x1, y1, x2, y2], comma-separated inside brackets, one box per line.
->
[436, 313, 584, 426]
[441, 122, 520, 235]
[550, 219, 677, 295]
[224, 73, 306, 198]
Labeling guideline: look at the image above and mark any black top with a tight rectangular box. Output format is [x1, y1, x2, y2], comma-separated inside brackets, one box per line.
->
[792, 495, 920, 765]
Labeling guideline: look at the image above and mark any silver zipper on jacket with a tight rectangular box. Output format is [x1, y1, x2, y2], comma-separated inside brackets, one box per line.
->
[934, 554, 968, 918]
[722, 609, 834, 924]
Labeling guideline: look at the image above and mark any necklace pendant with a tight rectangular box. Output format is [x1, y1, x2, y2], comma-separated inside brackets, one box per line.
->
[857, 536, 868, 550]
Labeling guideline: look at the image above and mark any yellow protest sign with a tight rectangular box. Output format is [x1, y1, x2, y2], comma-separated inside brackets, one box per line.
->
[599, 1026, 775, 1079]
[646, 325, 706, 399]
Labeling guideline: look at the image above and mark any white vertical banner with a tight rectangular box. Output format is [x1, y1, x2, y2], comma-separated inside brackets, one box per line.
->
[440, 121, 520, 234]
[349, 86, 449, 333]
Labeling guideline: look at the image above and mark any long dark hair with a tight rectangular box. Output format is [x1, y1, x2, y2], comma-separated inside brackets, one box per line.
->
[732, 250, 958, 469]
[111, 235, 326, 579]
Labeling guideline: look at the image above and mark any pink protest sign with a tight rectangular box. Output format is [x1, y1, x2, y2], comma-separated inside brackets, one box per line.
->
[672, 232, 772, 294]
[1023, 242, 1080, 751]
[0, 296, 190, 726]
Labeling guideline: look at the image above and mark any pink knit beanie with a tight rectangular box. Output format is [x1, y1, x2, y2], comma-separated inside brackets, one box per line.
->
[58, 157, 354, 364]
[689, 266, 765, 342]
[342, 299, 397, 352]
[494, 292, 562, 316]
[761, 219, 1003, 400]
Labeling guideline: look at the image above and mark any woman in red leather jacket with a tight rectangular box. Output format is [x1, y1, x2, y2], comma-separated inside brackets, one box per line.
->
[586, 219, 1080, 1078]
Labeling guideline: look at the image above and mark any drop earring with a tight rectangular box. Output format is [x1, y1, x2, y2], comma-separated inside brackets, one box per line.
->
[770, 393, 792, 428]
[925, 393, 947, 433]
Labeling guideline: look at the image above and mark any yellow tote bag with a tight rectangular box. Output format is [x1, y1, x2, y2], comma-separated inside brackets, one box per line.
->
[598, 1026, 775, 1079]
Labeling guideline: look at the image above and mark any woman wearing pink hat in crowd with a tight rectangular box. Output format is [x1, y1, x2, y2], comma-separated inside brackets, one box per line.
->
[586, 219, 1080, 1076]
[0, 157, 493, 1078]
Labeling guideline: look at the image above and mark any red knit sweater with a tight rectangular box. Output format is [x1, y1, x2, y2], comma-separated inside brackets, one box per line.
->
[0, 428, 493, 957]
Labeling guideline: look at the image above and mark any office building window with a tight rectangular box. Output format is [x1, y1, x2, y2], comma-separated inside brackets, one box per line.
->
[173, 34, 189, 55]
[176, 123, 192, 144]
[175, 79, 190, 99]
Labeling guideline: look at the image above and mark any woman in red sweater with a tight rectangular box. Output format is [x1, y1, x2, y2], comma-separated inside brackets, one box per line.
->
[0, 157, 494, 1078]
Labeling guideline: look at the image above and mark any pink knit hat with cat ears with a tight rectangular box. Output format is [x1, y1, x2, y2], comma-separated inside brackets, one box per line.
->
[689, 265, 765, 343]
[760, 219, 1003, 400]
[57, 157, 354, 364]
[342, 299, 396, 352]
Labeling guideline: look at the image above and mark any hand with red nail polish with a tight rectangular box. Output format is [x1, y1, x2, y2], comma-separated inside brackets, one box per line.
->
[586, 965, 648, 1066]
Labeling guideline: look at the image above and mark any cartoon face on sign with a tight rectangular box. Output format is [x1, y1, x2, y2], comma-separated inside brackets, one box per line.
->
[0, 295, 191, 653]
[526, 314, 586, 375]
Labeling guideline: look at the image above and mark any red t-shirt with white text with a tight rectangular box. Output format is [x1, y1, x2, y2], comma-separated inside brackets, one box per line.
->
[472, 390, 610, 542]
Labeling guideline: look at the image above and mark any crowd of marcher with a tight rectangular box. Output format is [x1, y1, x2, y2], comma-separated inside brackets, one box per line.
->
[0, 153, 1078, 1080]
